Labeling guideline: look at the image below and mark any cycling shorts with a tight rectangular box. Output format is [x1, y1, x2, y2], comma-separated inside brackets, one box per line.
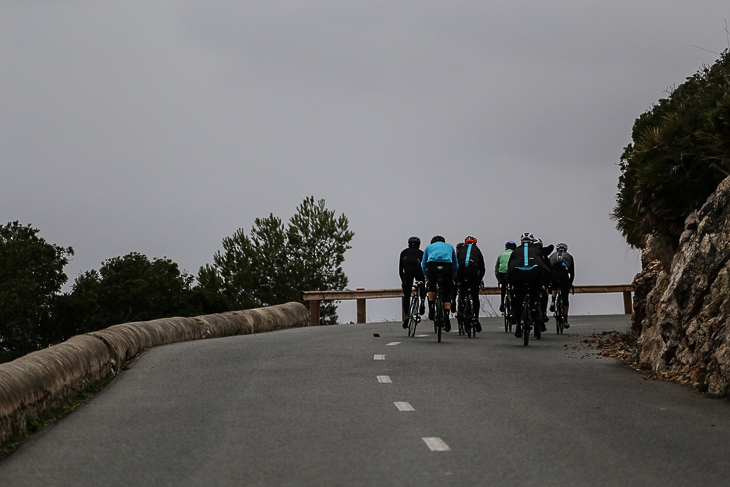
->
[426, 262, 454, 299]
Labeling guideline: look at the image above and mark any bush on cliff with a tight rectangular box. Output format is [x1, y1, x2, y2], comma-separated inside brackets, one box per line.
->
[613, 50, 730, 250]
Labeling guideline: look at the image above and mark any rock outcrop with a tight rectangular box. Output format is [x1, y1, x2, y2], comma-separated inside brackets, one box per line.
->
[635, 175, 730, 395]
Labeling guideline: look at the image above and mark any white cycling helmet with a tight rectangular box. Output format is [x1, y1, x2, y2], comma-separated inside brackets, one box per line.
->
[534, 238, 543, 248]
[520, 232, 534, 243]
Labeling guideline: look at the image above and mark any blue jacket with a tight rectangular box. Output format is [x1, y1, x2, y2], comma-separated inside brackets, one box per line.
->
[422, 241, 458, 279]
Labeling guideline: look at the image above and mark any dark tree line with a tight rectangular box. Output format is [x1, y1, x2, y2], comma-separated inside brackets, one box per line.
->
[0, 197, 353, 363]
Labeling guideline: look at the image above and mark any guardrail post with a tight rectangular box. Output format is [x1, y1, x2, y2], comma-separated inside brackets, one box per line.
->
[356, 288, 366, 323]
[623, 291, 633, 315]
[310, 300, 320, 326]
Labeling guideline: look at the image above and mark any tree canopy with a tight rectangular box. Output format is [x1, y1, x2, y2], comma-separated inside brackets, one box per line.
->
[0, 221, 73, 359]
[200, 197, 354, 325]
[60, 252, 199, 336]
[613, 50, 730, 249]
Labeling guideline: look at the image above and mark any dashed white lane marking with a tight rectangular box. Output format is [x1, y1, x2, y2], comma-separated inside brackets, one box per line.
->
[377, 375, 392, 383]
[386, 342, 401, 346]
[422, 437, 450, 451]
[394, 402, 415, 411]
[415, 335, 428, 337]
[374, 354, 385, 360]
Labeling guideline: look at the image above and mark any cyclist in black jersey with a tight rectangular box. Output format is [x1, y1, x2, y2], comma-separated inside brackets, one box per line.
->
[399, 236, 425, 329]
[534, 238, 554, 329]
[507, 232, 551, 338]
[455, 236, 486, 333]
[549, 242, 575, 328]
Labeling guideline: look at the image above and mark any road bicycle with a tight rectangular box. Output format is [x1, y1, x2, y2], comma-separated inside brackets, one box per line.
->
[407, 280, 424, 337]
[433, 276, 447, 343]
[457, 281, 478, 338]
[518, 284, 542, 346]
[502, 285, 512, 333]
[553, 291, 565, 335]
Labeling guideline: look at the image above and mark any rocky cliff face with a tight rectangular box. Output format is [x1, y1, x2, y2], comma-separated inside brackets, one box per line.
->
[634, 175, 730, 395]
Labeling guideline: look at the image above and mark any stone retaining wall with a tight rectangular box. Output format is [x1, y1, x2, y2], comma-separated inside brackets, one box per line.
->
[0, 302, 309, 445]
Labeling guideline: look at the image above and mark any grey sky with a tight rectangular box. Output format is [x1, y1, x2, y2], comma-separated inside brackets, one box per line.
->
[2, 1, 728, 321]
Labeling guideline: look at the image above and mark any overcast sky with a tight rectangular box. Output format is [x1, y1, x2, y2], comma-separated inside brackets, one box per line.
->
[2, 1, 728, 321]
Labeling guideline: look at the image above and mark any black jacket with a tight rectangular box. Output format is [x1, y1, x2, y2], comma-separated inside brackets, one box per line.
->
[399, 247, 424, 280]
[456, 243, 485, 280]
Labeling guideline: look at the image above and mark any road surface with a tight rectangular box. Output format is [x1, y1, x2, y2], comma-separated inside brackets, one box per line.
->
[1, 314, 729, 486]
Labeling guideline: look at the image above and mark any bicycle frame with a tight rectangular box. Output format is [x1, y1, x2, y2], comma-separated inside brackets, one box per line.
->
[407, 281, 424, 337]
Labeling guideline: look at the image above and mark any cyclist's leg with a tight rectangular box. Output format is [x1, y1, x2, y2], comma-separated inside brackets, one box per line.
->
[440, 266, 454, 332]
[561, 283, 571, 327]
[497, 273, 506, 311]
[550, 279, 557, 311]
[401, 275, 414, 328]
[417, 271, 426, 315]
[470, 277, 482, 331]
[510, 276, 526, 337]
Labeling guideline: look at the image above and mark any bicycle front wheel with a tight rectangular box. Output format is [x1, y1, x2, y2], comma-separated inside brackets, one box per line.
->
[522, 300, 530, 346]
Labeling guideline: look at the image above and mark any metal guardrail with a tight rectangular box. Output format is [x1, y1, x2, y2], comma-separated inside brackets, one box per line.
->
[302, 285, 634, 326]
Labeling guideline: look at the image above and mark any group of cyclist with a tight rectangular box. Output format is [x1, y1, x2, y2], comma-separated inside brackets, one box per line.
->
[399, 233, 575, 337]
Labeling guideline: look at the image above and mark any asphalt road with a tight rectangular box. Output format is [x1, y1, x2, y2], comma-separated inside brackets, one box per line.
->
[1, 314, 729, 486]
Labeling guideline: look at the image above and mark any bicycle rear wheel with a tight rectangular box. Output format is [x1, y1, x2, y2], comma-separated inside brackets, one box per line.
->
[505, 294, 512, 333]
[408, 295, 419, 337]
[556, 295, 564, 334]
[436, 283, 444, 343]
[465, 299, 473, 338]
[521, 297, 530, 346]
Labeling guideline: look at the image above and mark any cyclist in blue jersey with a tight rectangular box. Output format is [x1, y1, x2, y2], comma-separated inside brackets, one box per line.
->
[422, 235, 458, 332]
[506, 232, 551, 338]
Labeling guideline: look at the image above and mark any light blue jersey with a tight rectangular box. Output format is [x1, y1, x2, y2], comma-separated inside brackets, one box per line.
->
[422, 241, 458, 279]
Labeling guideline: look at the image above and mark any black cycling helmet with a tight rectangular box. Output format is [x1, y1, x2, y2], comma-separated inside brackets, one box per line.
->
[556, 242, 568, 251]
[505, 241, 517, 250]
[430, 235, 446, 244]
[408, 236, 421, 247]
[456, 242, 464, 251]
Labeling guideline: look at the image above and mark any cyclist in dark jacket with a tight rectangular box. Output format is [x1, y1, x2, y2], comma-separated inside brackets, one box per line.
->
[534, 238, 554, 327]
[507, 232, 551, 338]
[456, 236, 486, 332]
[549, 242, 575, 328]
[399, 236, 425, 329]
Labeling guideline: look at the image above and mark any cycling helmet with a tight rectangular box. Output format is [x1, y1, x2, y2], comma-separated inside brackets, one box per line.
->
[430, 235, 445, 244]
[456, 242, 465, 251]
[534, 238, 543, 248]
[519, 232, 534, 243]
[408, 236, 421, 247]
[556, 242, 568, 251]
[505, 241, 517, 250]
[464, 236, 477, 244]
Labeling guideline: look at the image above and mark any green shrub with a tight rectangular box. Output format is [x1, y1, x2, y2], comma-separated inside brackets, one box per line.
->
[613, 50, 730, 249]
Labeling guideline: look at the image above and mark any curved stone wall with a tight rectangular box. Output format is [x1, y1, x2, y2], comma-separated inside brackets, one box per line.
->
[0, 302, 309, 445]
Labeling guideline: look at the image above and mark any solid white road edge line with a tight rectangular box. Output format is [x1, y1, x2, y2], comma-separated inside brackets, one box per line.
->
[394, 402, 415, 411]
[422, 437, 450, 451]
[377, 375, 392, 383]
